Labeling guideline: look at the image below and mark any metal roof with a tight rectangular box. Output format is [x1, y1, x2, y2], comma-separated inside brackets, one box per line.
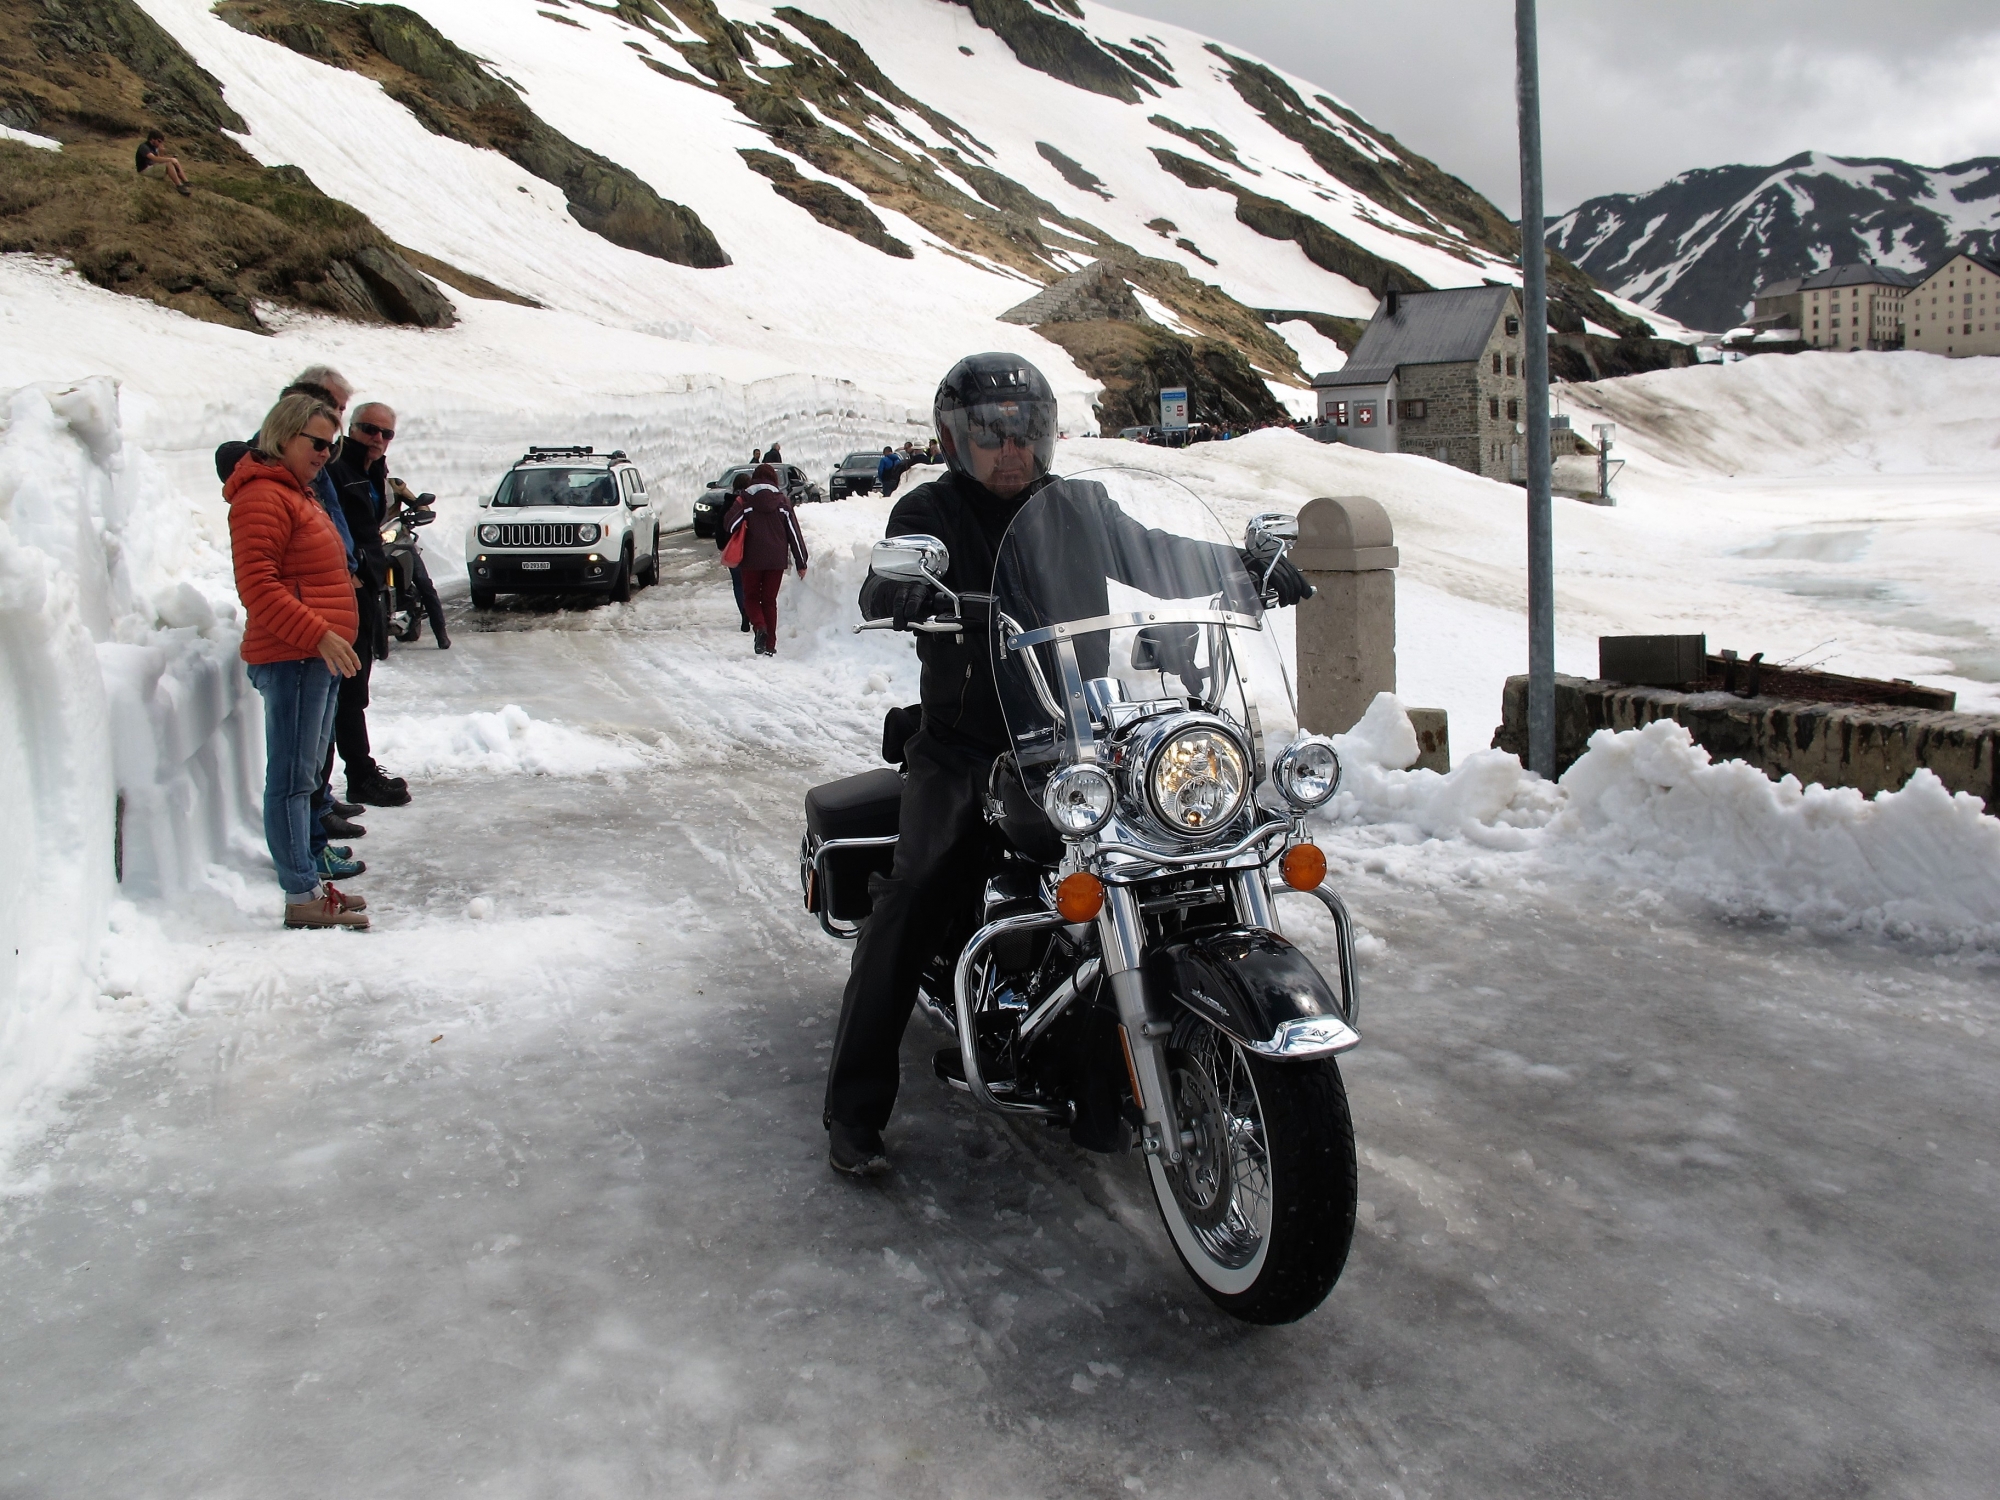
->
[1751, 277, 1802, 299]
[1312, 285, 1516, 388]
[1798, 264, 1919, 290]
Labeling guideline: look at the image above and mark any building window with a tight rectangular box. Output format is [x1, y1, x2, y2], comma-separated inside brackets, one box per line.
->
[1489, 397, 1500, 420]
[1330, 401, 1349, 425]
[1355, 404, 1376, 427]
[1505, 355, 1517, 376]
[1505, 316, 1519, 336]
[1507, 398, 1519, 421]
[1401, 399, 1427, 420]
[1492, 354, 1502, 374]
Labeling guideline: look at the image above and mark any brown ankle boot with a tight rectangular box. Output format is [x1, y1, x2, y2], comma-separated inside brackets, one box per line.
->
[284, 887, 370, 930]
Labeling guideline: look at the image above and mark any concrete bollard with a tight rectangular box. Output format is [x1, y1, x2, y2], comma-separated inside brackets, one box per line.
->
[1293, 496, 1399, 736]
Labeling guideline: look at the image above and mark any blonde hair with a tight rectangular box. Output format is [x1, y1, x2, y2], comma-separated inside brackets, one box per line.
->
[256, 392, 340, 460]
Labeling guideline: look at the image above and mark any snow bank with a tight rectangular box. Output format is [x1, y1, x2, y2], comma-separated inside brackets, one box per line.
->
[1, 378, 261, 1155]
[370, 704, 654, 779]
[1318, 694, 2000, 948]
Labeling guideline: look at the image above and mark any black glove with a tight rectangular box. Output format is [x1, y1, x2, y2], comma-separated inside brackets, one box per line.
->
[1242, 550, 1314, 607]
[886, 580, 941, 630]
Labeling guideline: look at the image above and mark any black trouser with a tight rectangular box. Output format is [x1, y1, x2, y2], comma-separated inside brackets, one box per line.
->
[411, 551, 448, 642]
[334, 586, 377, 778]
[824, 729, 991, 1132]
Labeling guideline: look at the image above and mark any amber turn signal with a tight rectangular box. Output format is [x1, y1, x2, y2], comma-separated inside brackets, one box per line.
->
[1056, 871, 1106, 922]
[1280, 842, 1327, 891]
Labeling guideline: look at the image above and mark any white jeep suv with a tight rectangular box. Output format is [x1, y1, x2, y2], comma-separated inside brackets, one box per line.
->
[467, 447, 660, 607]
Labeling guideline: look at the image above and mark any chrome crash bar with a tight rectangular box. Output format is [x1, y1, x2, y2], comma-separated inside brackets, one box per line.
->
[1272, 881, 1360, 1030]
[807, 834, 898, 940]
[951, 909, 1071, 1120]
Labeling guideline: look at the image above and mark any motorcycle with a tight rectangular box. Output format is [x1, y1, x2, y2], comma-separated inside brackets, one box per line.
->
[379, 491, 438, 646]
[801, 469, 1363, 1324]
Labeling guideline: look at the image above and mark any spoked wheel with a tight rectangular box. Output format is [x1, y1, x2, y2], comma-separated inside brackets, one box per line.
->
[1145, 1012, 1357, 1324]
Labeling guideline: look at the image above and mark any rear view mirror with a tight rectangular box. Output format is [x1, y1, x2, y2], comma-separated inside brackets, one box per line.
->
[1244, 511, 1298, 560]
[869, 534, 950, 587]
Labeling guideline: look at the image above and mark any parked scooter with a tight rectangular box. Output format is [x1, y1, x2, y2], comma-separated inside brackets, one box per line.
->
[379, 491, 439, 645]
[802, 469, 1362, 1324]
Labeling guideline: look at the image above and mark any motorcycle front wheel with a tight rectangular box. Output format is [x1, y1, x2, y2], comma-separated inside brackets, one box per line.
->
[1146, 1012, 1356, 1324]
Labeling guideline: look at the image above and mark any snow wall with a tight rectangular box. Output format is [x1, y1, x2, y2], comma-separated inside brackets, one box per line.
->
[1, 378, 264, 1142]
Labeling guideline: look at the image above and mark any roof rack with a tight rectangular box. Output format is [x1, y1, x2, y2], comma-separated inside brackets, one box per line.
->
[522, 445, 596, 460]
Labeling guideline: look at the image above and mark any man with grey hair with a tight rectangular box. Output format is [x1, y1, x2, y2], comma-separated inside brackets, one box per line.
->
[324, 400, 414, 806]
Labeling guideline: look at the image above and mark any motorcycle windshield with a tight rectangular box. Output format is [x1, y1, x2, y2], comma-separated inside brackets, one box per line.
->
[989, 468, 1298, 780]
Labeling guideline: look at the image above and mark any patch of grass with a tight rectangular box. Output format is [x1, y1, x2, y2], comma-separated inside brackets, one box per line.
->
[0, 0, 467, 330]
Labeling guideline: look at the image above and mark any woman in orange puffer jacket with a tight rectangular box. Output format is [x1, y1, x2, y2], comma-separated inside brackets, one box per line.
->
[227, 393, 366, 929]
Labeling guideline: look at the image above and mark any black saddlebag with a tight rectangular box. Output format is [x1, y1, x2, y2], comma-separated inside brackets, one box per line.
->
[802, 767, 903, 925]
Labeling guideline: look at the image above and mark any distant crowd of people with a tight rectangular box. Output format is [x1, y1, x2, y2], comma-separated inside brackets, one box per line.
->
[223, 364, 443, 932]
[876, 439, 939, 497]
[1121, 416, 1319, 446]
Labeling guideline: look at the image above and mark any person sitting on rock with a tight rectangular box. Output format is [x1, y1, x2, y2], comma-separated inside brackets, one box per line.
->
[136, 129, 191, 196]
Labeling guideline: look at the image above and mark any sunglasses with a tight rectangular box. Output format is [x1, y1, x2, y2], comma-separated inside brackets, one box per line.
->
[300, 434, 335, 454]
[355, 420, 396, 442]
[964, 402, 1050, 451]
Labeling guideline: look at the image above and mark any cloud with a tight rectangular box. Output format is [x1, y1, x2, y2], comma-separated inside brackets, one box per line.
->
[1105, 0, 2000, 214]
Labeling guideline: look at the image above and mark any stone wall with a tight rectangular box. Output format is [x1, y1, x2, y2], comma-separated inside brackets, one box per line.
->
[1393, 360, 1480, 472]
[1494, 674, 1998, 811]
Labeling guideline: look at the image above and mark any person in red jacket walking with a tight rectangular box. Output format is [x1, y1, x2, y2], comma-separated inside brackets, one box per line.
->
[722, 461, 808, 655]
[227, 392, 367, 929]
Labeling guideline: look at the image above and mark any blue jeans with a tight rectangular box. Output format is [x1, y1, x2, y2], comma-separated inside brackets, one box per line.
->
[248, 658, 340, 898]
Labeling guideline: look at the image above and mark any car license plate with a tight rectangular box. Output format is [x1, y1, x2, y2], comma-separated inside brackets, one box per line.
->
[521, 560, 551, 571]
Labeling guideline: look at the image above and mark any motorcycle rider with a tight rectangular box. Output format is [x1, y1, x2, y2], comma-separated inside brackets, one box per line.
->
[822, 353, 1312, 1176]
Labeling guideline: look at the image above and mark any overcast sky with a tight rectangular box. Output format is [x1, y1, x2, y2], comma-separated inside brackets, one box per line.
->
[1110, 0, 2000, 217]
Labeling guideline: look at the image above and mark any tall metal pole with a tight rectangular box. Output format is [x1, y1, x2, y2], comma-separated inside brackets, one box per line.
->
[1516, 0, 1556, 778]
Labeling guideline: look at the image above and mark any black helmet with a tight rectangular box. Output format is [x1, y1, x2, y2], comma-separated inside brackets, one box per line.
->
[933, 352, 1058, 482]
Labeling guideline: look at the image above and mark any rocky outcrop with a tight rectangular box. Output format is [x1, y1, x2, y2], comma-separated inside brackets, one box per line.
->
[739, 150, 912, 258]
[941, 0, 1148, 103]
[1033, 318, 1288, 432]
[216, 0, 729, 269]
[1036, 142, 1112, 200]
[1153, 149, 1417, 299]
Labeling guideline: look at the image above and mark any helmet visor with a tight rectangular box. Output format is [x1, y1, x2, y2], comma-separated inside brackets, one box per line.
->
[940, 397, 1056, 478]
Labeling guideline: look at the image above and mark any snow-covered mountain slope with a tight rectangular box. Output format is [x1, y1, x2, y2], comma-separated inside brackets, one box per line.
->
[1548, 151, 2000, 333]
[2, 0, 1670, 434]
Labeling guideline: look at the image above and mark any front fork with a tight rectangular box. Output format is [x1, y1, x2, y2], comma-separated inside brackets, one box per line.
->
[1096, 870, 1280, 1166]
[1097, 884, 1184, 1164]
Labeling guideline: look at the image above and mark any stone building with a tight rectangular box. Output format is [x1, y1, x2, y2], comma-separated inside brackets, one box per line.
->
[1745, 276, 1802, 335]
[1903, 250, 2000, 358]
[1310, 285, 1526, 481]
[1797, 264, 1916, 351]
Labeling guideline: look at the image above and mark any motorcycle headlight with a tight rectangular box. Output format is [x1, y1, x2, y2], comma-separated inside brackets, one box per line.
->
[576, 523, 601, 545]
[1147, 725, 1249, 834]
[1043, 764, 1115, 837]
[477, 524, 500, 545]
[1273, 736, 1342, 809]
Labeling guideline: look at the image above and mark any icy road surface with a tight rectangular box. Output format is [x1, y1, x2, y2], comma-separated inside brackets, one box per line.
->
[4, 536, 1999, 1499]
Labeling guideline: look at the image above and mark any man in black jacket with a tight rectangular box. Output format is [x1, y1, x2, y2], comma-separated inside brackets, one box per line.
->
[322, 404, 410, 808]
[821, 355, 1307, 1176]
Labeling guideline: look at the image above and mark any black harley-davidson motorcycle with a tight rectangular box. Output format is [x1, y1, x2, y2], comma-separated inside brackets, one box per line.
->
[801, 470, 1363, 1324]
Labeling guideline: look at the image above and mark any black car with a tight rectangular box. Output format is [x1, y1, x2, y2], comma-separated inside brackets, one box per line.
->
[828, 450, 887, 500]
[691, 463, 823, 538]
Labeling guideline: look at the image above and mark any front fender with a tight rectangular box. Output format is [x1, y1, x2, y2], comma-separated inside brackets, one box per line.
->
[1143, 927, 1359, 1060]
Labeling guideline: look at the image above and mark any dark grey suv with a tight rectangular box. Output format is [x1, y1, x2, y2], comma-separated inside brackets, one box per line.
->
[828, 450, 886, 500]
[692, 463, 822, 538]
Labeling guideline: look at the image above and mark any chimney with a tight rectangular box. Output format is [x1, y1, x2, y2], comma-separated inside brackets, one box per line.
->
[1385, 288, 1400, 318]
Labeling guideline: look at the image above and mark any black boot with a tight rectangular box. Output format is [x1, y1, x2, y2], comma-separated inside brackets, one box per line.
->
[828, 1122, 888, 1177]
